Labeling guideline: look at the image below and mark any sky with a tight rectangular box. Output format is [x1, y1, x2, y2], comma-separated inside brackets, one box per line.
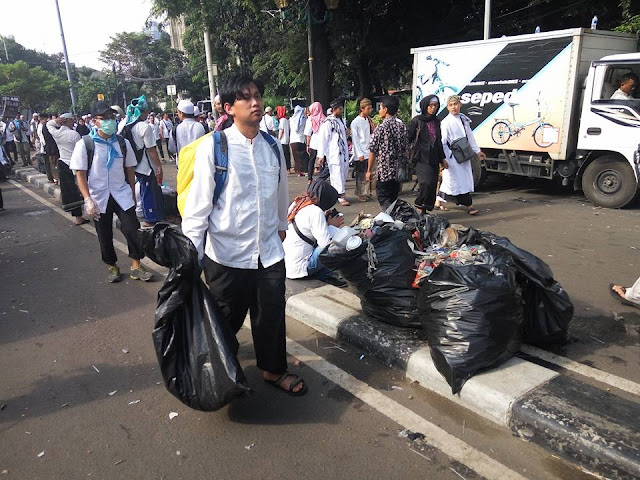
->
[0, 0, 156, 70]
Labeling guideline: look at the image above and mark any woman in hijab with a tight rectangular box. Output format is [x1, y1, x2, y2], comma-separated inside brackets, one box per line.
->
[407, 95, 447, 212]
[289, 105, 308, 176]
[304, 102, 326, 183]
[282, 179, 346, 287]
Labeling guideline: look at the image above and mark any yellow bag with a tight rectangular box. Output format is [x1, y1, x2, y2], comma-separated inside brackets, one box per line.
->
[176, 132, 214, 217]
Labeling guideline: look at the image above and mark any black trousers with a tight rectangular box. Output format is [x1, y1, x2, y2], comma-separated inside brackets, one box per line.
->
[58, 161, 83, 217]
[376, 179, 400, 209]
[204, 257, 287, 375]
[414, 163, 439, 210]
[307, 148, 317, 181]
[4, 141, 17, 164]
[94, 196, 143, 265]
[291, 142, 308, 173]
[440, 191, 473, 207]
[282, 144, 291, 171]
[156, 139, 165, 159]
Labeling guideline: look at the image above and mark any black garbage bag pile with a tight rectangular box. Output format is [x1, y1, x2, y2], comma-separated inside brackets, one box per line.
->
[385, 199, 422, 230]
[418, 246, 524, 394]
[320, 223, 420, 328]
[457, 227, 573, 345]
[140, 224, 250, 411]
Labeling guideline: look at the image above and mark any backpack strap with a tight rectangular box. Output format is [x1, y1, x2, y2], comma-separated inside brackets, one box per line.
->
[212, 130, 228, 205]
[259, 130, 281, 182]
[291, 217, 317, 248]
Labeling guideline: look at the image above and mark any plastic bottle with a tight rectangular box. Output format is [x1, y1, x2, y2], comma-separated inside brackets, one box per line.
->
[591, 15, 598, 30]
[535, 26, 541, 33]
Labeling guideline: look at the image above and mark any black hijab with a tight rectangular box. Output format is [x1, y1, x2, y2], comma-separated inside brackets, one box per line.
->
[417, 95, 440, 123]
[307, 179, 338, 211]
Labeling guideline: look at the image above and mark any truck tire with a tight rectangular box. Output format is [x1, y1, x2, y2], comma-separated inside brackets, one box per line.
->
[472, 156, 487, 189]
[491, 121, 510, 145]
[582, 156, 639, 208]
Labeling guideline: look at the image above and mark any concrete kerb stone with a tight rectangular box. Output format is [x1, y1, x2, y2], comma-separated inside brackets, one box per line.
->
[286, 284, 640, 479]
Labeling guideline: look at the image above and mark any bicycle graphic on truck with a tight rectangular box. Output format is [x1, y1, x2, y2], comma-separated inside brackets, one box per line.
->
[415, 55, 458, 113]
[491, 94, 556, 148]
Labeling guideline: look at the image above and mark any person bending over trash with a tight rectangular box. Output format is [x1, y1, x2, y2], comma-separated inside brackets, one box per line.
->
[283, 179, 347, 288]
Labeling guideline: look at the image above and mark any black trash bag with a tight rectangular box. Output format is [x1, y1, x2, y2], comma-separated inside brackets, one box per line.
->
[419, 248, 524, 394]
[386, 199, 421, 230]
[140, 224, 250, 411]
[421, 213, 451, 246]
[458, 228, 573, 344]
[320, 224, 420, 328]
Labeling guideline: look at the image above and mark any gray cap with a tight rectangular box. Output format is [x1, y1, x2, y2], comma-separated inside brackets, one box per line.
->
[59, 112, 74, 119]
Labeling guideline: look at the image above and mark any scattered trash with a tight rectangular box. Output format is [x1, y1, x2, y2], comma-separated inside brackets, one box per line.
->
[359, 354, 365, 361]
[0, 404, 6, 411]
[60, 403, 69, 408]
[244, 443, 255, 450]
[92, 365, 100, 373]
[398, 429, 425, 441]
[169, 412, 179, 420]
[613, 312, 624, 321]
[408, 396, 414, 400]
[391, 386, 404, 391]
[176, 451, 181, 456]
[37, 451, 45, 458]
[410, 448, 432, 462]
[114, 460, 124, 466]
[19, 310, 28, 314]
[53, 268, 58, 271]
[2, 469, 8, 475]
[128, 400, 140, 405]
[25, 432, 31, 435]
[294, 360, 300, 367]
[122, 349, 129, 354]
[108, 391, 117, 396]
[590, 335, 605, 345]
[449, 467, 467, 480]
[329, 342, 347, 352]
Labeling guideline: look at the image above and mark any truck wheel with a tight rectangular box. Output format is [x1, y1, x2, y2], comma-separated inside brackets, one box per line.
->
[533, 123, 553, 148]
[491, 122, 510, 145]
[472, 156, 487, 189]
[582, 156, 639, 208]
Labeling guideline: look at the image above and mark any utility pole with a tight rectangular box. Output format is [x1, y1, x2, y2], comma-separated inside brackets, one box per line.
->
[483, 0, 491, 40]
[54, 0, 78, 113]
[0, 36, 8, 61]
[203, 28, 217, 103]
[307, 7, 315, 103]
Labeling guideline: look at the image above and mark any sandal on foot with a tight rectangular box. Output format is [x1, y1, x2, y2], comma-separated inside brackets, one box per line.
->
[435, 204, 448, 211]
[264, 373, 308, 397]
[608, 284, 640, 310]
[467, 207, 478, 215]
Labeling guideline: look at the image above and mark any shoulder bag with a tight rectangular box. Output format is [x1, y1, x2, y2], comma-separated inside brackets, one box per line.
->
[448, 117, 476, 164]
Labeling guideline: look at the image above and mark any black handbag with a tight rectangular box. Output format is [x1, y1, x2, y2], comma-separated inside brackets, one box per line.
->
[449, 118, 476, 164]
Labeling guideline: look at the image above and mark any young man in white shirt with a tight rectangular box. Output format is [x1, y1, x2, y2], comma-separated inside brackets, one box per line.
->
[147, 112, 166, 163]
[70, 101, 151, 283]
[610, 73, 638, 100]
[122, 96, 165, 226]
[159, 112, 173, 161]
[260, 106, 276, 136]
[350, 98, 374, 202]
[46, 113, 86, 225]
[169, 100, 205, 167]
[315, 100, 350, 206]
[182, 75, 306, 397]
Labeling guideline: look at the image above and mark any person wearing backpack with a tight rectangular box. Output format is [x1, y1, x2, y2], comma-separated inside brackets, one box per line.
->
[182, 75, 307, 397]
[121, 95, 165, 226]
[168, 100, 205, 167]
[69, 101, 151, 283]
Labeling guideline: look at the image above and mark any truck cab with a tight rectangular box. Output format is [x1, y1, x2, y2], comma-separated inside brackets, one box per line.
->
[577, 53, 640, 208]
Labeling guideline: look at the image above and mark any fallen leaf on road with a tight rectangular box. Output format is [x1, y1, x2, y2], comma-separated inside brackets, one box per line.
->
[169, 412, 178, 420]
[37, 451, 45, 458]
[128, 400, 140, 405]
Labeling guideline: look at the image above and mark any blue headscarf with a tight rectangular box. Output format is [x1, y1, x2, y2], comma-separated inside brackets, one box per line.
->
[125, 95, 148, 126]
[291, 105, 306, 135]
[89, 127, 121, 170]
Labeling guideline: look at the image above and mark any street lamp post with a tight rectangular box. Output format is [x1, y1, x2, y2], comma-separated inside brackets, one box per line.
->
[274, 0, 340, 104]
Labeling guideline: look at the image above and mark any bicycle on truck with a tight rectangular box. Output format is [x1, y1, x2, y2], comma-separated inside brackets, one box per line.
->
[491, 93, 556, 148]
[415, 55, 458, 113]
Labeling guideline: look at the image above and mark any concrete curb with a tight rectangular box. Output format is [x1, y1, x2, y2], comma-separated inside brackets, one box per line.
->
[286, 285, 640, 479]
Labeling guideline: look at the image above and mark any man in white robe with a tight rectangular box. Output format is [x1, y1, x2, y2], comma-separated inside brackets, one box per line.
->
[316, 100, 350, 206]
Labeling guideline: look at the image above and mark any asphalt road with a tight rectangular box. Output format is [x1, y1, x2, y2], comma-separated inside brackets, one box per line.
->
[0, 172, 604, 478]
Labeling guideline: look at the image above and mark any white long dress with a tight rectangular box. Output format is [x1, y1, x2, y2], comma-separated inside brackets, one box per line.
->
[439, 113, 480, 197]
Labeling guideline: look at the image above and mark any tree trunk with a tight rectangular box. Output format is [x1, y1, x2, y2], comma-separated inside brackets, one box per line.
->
[356, 53, 372, 99]
[310, 0, 331, 107]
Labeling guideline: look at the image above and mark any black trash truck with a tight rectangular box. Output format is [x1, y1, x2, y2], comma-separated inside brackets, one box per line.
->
[411, 28, 640, 208]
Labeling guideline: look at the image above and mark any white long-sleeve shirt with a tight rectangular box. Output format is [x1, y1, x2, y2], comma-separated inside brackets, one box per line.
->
[304, 117, 321, 151]
[440, 114, 480, 196]
[169, 118, 205, 166]
[46, 120, 81, 165]
[181, 124, 289, 269]
[315, 116, 347, 166]
[283, 203, 338, 278]
[350, 115, 371, 159]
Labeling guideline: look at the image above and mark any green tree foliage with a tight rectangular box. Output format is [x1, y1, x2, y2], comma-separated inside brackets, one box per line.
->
[0, 61, 69, 113]
[615, 0, 640, 33]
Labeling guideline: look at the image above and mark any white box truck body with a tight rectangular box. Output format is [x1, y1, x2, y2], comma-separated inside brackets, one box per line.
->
[411, 28, 640, 208]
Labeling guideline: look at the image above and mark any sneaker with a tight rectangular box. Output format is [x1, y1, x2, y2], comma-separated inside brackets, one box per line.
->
[107, 265, 121, 283]
[130, 265, 152, 282]
[324, 275, 347, 288]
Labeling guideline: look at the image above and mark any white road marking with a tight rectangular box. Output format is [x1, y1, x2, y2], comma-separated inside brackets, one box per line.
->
[8, 179, 166, 276]
[521, 345, 640, 397]
[285, 339, 528, 480]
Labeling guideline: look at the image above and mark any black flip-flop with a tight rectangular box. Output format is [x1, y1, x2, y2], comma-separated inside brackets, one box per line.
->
[265, 373, 308, 397]
[608, 283, 640, 310]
